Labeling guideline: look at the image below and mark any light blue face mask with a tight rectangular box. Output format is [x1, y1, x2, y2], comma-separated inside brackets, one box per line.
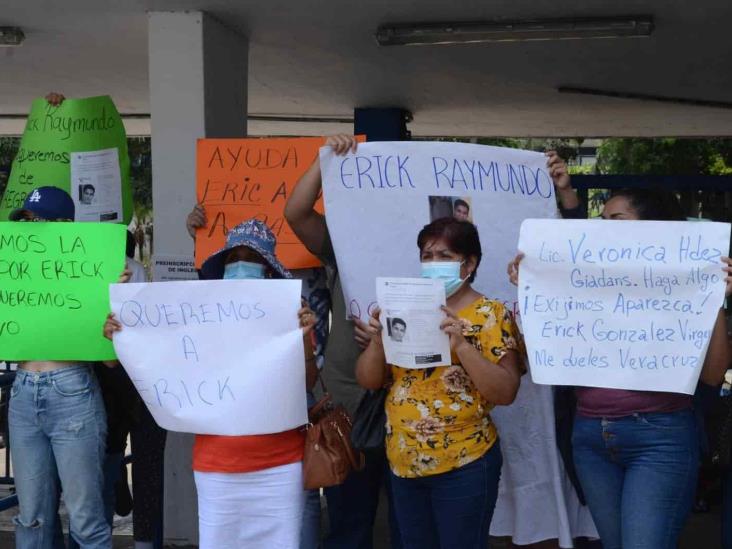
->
[420, 261, 467, 297]
[223, 260, 266, 280]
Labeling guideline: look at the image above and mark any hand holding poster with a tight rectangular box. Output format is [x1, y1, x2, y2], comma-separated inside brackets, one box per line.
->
[518, 219, 731, 394]
[0, 96, 132, 223]
[320, 141, 558, 319]
[0, 222, 126, 361]
[376, 277, 451, 368]
[109, 279, 308, 435]
[195, 137, 363, 270]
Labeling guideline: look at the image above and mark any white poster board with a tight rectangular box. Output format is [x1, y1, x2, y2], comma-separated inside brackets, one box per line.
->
[109, 279, 307, 435]
[320, 141, 558, 319]
[518, 219, 731, 394]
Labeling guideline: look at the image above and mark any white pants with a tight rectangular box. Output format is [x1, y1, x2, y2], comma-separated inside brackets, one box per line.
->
[194, 462, 305, 549]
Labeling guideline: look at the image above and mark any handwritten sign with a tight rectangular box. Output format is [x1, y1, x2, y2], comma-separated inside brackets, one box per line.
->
[0, 96, 132, 224]
[196, 137, 361, 269]
[320, 141, 558, 318]
[0, 222, 126, 360]
[518, 219, 731, 394]
[109, 279, 308, 435]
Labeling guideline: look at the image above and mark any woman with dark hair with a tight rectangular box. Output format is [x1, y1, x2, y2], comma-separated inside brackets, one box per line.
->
[509, 188, 732, 549]
[357, 217, 524, 549]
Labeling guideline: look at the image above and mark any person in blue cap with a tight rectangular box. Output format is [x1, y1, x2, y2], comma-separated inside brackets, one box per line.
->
[8, 185, 127, 549]
[105, 218, 318, 549]
[8, 185, 76, 221]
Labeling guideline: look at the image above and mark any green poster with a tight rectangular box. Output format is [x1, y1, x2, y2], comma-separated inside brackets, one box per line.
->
[0, 222, 126, 361]
[0, 96, 132, 224]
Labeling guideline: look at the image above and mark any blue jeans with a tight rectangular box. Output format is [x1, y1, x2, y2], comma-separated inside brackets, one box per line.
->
[301, 390, 322, 549]
[572, 410, 699, 549]
[300, 488, 321, 549]
[324, 448, 401, 549]
[389, 442, 502, 549]
[722, 468, 732, 549]
[68, 451, 123, 549]
[9, 366, 110, 549]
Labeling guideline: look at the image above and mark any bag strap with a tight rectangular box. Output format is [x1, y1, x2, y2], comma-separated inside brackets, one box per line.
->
[318, 373, 328, 395]
[315, 369, 329, 395]
[338, 425, 365, 471]
[308, 394, 332, 418]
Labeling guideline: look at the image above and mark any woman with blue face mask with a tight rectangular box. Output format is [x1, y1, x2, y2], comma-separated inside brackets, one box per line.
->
[356, 217, 525, 549]
[106, 219, 318, 549]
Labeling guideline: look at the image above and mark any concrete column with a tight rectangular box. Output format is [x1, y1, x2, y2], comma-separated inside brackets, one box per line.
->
[148, 11, 247, 544]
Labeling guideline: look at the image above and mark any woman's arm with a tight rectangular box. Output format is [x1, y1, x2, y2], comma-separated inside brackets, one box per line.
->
[546, 150, 581, 211]
[284, 156, 328, 256]
[101, 266, 133, 368]
[101, 312, 122, 368]
[186, 204, 207, 241]
[442, 306, 522, 405]
[699, 308, 730, 386]
[284, 135, 357, 256]
[298, 305, 319, 390]
[700, 258, 732, 385]
[355, 308, 390, 389]
[457, 344, 522, 405]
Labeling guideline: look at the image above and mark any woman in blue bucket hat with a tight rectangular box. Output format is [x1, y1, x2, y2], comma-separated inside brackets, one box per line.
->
[199, 218, 293, 281]
[107, 219, 318, 549]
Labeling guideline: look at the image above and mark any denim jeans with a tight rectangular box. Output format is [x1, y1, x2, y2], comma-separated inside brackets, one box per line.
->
[68, 451, 123, 549]
[9, 365, 110, 549]
[722, 468, 732, 549]
[300, 488, 321, 549]
[389, 442, 502, 549]
[572, 410, 699, 549]
[323, 447, 401, 549]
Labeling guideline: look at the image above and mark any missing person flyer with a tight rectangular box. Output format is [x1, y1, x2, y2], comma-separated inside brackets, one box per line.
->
[70, 148, 123, 222]
[376, 277, 451, 369]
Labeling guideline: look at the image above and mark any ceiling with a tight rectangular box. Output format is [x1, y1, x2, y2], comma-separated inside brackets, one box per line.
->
[2, 0, 732, 137]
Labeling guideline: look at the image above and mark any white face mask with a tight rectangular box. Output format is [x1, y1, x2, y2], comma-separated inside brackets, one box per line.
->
[420, 260, 467, 297]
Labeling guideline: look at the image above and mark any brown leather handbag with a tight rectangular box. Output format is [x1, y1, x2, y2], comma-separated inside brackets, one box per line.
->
[302, 379, 364, 490]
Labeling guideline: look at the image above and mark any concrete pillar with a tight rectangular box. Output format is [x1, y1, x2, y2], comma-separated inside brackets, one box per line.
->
[148, 11, 247, 544]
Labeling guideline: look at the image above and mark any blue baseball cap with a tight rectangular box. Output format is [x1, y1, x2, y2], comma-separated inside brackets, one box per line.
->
[200, 219, 291, 280]
[9, 186, 75, 221]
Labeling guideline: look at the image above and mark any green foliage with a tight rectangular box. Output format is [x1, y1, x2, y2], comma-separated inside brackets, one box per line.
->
[596, 138, 732, 175]
[568, 164, 594, 175]
[127, 137, 152, 219]
[0, 137, 20, 196]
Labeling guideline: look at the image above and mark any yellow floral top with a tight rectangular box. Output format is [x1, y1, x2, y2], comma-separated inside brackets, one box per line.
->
[385, 297, 521, 478]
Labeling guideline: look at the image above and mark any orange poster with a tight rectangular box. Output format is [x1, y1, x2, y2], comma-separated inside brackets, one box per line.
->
[195, 137, 336, 270]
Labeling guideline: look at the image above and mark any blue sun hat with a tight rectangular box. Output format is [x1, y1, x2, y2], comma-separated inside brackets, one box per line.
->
[200, 219, 292, 280]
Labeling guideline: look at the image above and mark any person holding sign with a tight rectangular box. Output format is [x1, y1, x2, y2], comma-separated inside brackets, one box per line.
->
[7, 186, 129, 549]
[356, 217, 524, 549]
[509, 188, 732, 549]
[284, 134, 404, 549]
[106, 219, 317, 549]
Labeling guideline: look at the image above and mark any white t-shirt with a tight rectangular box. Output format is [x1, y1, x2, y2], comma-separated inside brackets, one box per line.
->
[127, 257, 147, 283]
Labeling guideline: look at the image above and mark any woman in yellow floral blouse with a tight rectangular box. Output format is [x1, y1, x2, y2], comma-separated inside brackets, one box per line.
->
[356, 217, 524, 549]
